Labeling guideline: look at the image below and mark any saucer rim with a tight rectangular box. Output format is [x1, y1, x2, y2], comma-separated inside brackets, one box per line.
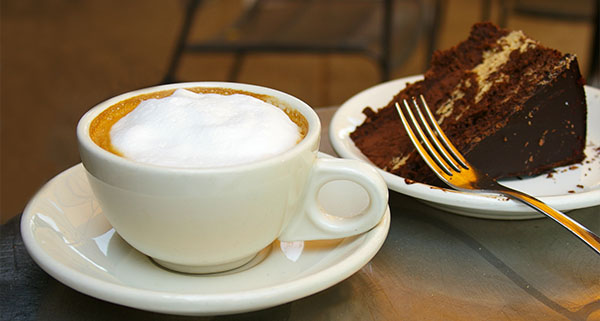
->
[21, 161, 391, 316]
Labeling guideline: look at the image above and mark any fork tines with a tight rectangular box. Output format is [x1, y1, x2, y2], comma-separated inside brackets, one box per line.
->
[395, 95, 468, 177]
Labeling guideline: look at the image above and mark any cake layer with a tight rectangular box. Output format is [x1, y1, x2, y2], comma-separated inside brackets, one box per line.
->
[350, 22, 587, 186]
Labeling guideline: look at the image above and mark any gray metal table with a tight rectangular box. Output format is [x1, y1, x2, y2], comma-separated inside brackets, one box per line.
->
[2, 106, 599, 321]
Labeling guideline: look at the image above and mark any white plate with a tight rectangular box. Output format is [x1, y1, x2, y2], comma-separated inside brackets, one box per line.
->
[330, 75, 600, 219]
[21, 162, 390, 316]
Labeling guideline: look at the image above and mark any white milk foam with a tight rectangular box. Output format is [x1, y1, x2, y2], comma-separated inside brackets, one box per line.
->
[110, 89, 301, 168]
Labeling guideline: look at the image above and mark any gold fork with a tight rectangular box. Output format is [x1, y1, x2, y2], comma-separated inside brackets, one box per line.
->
[396, 95, 600, 255]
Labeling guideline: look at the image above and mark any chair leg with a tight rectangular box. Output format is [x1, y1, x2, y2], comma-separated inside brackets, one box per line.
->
[498, 0, 511, 28]
[481, 0, 492, 22]
[589, 0, 599, 84]
[380, 0, 393, 82]
[162, 0, 201, 84]
[227, 51, 245, 82]
[424, 0, 443, 70]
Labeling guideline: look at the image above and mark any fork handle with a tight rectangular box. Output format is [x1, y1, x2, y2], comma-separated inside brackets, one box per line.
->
[498, 186, 600, 255]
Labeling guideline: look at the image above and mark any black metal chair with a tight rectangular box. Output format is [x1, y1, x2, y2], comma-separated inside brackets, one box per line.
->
[162, 0, 443, 83]
[484, 0, 599, 84]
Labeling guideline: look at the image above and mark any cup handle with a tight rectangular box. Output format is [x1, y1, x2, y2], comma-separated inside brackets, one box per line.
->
[278, 158, 388, 241]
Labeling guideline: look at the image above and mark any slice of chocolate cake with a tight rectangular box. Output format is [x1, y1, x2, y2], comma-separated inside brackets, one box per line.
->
[350, 22, 587, 186]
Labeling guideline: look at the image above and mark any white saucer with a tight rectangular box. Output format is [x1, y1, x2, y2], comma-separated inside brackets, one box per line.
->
[21, 162, 390, 316]
[330, 75, 600, 219]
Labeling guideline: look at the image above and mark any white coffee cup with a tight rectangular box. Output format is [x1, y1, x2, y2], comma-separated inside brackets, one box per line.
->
[77, 82, 388, 273]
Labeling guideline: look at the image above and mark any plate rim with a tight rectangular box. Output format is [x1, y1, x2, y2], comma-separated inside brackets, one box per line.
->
[20, 162, 391, 316]
[330, 75, 600, 218]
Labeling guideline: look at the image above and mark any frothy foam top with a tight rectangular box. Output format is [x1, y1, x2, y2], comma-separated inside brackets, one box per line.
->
[110, 89, 301, 168]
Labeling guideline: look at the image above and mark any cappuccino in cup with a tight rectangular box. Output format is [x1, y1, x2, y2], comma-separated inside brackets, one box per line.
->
[89, 87, 308, 168]
[78, 82, 388, 274]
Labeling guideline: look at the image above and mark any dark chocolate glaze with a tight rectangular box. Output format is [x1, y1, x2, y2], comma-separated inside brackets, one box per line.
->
[466, 58, 587, 179]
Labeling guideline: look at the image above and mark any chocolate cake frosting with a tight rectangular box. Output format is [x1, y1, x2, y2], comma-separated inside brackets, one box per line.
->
[350, 22, 587, 186]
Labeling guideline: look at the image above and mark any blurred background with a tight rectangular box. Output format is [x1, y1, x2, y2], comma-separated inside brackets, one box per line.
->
[1, 0, 598, 223]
